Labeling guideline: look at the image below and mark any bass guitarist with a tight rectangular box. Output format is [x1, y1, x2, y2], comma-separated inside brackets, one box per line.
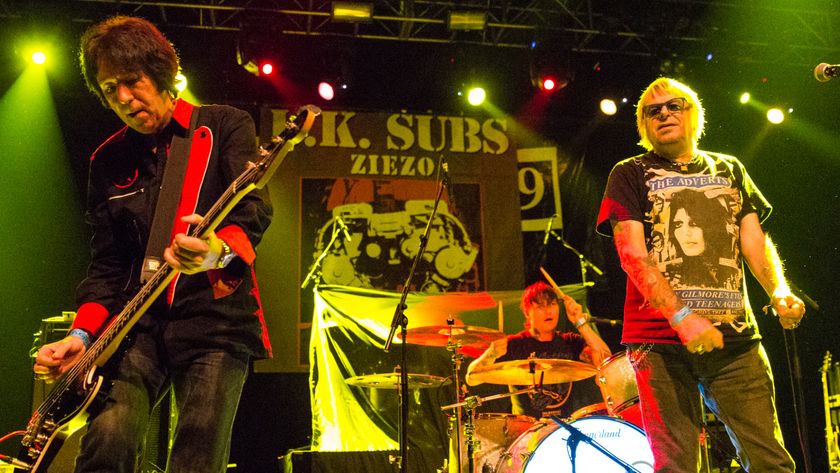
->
[32, 16, 272, 473]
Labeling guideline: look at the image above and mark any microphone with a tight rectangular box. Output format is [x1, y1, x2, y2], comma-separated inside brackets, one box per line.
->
[335, 216, 352, 242]
[589, 316, 622, 326]
[542, 214, 557, 245]
[814, 63, 839, 82]
[441, 156, 456, 206]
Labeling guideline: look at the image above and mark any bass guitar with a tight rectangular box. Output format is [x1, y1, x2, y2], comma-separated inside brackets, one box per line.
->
[13, 105, 319, 472]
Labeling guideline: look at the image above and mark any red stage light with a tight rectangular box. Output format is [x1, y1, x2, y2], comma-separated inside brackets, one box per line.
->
[318, 82, 335, 101]
[260, 62, 275, 76]
[542, 77, 556, 91]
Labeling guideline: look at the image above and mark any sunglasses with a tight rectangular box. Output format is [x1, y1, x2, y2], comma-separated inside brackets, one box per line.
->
[643, 97, 688, 118]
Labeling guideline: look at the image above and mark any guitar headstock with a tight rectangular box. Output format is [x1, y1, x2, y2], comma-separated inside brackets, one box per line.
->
[252, 105, 320, 189]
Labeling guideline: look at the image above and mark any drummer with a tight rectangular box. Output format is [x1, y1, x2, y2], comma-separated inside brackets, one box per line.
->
[465, 281, 612, 420]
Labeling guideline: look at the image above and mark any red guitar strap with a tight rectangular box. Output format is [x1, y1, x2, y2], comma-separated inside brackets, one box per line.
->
[166, 114, 214, 305]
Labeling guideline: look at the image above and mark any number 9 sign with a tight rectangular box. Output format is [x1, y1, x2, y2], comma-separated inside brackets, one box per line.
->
[517, 147, 565, 233]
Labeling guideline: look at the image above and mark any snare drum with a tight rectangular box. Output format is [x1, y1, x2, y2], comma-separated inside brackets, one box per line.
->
[495, 416, 654, 472]
[597, 352, 644, 428]
[451, 413, 535, 472]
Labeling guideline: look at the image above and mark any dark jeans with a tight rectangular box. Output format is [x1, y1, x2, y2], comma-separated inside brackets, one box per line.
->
[630, 341, 794, 472]
[74, 334, 249, 473]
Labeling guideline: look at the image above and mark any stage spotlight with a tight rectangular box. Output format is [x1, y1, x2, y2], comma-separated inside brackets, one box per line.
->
[175, 72, 188, 92]
[318, 81, 336, 101]
[31, 51, 46, 65]
[529, 40, 573, 92]
[331, 2, 373, 22]
[600, 99, 618, 116]
[740, 93, 750, 104]
[535, 75, 559, 93]
[467, 87, 486, 106]
[767, 108, 785, 124]
[260, 61, 275, 76]
[448, 11, 486, 31]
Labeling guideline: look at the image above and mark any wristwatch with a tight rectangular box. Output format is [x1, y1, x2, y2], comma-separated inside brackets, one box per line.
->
[216, 239, 236, 269]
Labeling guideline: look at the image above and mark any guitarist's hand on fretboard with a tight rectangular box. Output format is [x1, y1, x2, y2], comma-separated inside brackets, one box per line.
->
[164, 213, 226, 274]
[33, 335, 87, 382]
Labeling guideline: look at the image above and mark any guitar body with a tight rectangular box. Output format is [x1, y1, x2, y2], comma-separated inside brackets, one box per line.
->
[19, 369, 104, 472]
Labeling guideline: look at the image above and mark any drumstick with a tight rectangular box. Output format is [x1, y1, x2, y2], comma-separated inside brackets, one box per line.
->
[539, 266, 570, 300]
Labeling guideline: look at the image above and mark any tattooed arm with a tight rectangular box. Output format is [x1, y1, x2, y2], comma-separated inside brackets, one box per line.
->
[739, 213, 805, 329]
[465, 337, 508, 386]
[612, 219, 724, 352]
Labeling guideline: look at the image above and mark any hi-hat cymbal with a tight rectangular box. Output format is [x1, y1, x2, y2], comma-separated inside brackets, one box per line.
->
[468, 358, 596, 385]
[398, 325, 504, 347]
[345, 373, 451, 390]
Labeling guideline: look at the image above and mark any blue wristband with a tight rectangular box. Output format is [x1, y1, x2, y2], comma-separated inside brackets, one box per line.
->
[670, 306, 691, 327]
[69, 328, 92, 348]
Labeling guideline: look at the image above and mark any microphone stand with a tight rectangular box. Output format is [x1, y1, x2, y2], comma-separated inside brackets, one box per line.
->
[301, 218, 345, 289]
[384, 157, 449, 472]
[549, 416, 642, 473]
[767, 285, 819, 473]
[781, 319, 814, 473]
[546, 230, 602, 287]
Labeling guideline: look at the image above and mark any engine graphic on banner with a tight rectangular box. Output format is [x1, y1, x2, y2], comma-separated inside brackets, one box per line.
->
[314, 200, 478, 292]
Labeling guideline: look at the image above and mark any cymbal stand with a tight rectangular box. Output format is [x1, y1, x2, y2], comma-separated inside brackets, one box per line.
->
[699, 396, 712, 473]
[441, 387, 537, 473]
[444, 318, 466, 473]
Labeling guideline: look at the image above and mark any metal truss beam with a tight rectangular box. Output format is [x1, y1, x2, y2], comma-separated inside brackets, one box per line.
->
[3, 0, 838, 65]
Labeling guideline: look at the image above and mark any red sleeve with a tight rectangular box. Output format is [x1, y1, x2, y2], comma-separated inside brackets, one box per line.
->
[217, 225, 256, 264]
[71, 302, 110, 335]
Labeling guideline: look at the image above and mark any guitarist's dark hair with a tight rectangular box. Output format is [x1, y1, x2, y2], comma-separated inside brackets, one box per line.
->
[79, 16, 180, 107]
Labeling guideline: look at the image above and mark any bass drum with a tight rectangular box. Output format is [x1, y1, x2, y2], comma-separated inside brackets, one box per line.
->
[495, 416, 654, 473]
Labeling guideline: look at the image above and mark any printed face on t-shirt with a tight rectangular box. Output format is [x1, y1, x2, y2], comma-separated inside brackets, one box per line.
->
[672, 207, 706, 256]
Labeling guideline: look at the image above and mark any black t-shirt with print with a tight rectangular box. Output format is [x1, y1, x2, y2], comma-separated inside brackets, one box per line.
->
[496, 330, 602, 419]
[596, 151, 771, 344]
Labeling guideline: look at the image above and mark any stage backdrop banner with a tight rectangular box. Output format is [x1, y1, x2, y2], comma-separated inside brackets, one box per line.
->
[254, 108, 528, 371]
[307, 284, 588, 470]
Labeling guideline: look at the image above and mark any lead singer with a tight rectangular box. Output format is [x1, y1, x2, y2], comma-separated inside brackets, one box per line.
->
[596, 77, 804, 472]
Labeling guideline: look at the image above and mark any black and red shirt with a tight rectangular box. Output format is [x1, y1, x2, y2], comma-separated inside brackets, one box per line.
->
[597, 151, 770, 345]
[73, 99, 273, 361]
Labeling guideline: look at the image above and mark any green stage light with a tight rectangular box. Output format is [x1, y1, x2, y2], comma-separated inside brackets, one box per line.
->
[467, 87, 486, 106]
[739, 92, 750, 104]
[175, 72, 188, 92]
[31, 51, 46, 65]
[766, 108, 785, 124]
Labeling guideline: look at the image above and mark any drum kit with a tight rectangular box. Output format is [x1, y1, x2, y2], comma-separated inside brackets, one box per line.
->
[350, 323, 654, 473]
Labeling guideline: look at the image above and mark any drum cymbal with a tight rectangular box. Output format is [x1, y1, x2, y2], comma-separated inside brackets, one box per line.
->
[468, 358, 596, 385]
[345, 373, 451, 389]
[398, 325, 505, 347]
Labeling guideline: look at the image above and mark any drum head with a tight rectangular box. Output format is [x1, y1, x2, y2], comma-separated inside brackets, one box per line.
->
[511, 416, 654, 472]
